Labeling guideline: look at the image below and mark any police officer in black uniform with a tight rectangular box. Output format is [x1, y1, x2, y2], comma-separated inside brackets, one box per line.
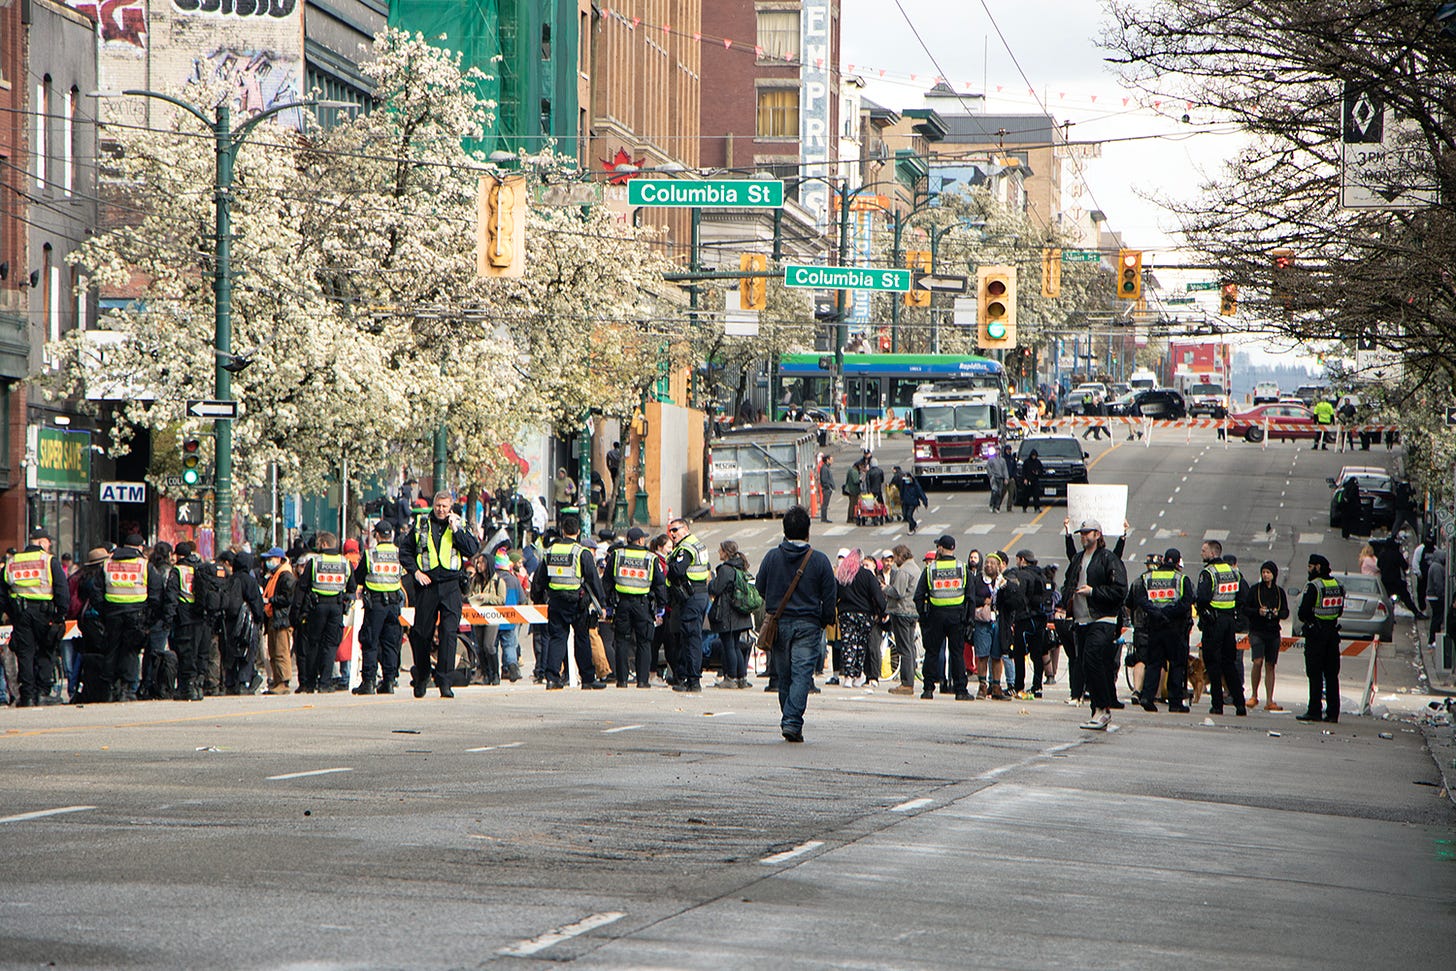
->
[530, 511, 607, 689]
[296, 531, 356, 694]
[2, 527, 68, 706]
[1195, 538, 1247, 716]
[168, 542, 207, 701]
[604, 525, 667, 688]
[353, 520, 405, 695]
[1133, 549, 1194, 712]
[913, 534, 972, 701]
[1296, 553, 1345, 723]
[101, 534, 150, 702]
[666, 517, 713, 693]
[399, 491, 479, 698]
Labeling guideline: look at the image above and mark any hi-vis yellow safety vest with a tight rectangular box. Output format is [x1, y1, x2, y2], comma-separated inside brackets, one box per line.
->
[416, 514, 461, 572]
[614, 547, 653, 595]
[104, 556, 147, 604]
[364, 544, 403, 593]
[928, 558, 966, 607]
[547, 542, 586, 592]
[6, 549, 53, 601]
[1311, 577, 1345, 621]
[1203, 561, 1240, 610]
[312, 554, 349, 596]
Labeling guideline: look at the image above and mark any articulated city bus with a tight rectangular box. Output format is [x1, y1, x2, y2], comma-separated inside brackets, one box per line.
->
[775, 353, 1007, 424]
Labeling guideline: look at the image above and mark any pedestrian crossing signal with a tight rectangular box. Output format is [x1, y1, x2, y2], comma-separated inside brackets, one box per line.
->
[478, 175, 527, 279]
[739, 253, 768, 310]
[181, 438, 202, 487]
[1220, 282, 1238, 316]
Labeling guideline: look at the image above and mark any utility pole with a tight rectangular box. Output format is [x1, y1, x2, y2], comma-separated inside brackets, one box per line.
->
[123, 90, 318, 541]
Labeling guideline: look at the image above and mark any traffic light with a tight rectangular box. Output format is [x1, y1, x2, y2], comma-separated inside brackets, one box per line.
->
[905, 250, 931, 307]
[1270, 247, 1294, 309]
[976, 265, 1017, 349]
[1041, 247, 1062, 298]
[1220, 282, 1239, 316]
[1117, 249, 1143, 300]
[739, 253, 768, 310]
[181, 437, 202, 487]
[477, 174, 527, 279]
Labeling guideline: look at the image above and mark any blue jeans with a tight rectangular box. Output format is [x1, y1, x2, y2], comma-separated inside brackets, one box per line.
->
[498, 625, 519, 667]
[773, 617, 824, 735]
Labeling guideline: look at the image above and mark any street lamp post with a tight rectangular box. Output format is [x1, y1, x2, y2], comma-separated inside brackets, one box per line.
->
[123, 90, 318, 541]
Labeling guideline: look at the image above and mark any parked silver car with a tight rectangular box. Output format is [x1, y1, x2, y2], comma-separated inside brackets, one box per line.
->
[1294, 572, 1394, 642]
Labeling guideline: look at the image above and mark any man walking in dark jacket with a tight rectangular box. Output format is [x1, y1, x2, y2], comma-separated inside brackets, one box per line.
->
[755, 505, 836, 742]
[817, 455, 835, 523]
[1061, 520, 1128, 730]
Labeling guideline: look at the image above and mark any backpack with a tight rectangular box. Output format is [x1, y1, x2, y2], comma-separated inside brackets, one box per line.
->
[731, 567, 764, 615]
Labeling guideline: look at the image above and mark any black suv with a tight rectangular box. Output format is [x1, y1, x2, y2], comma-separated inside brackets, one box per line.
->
[1016, 434, 1090, 504]
[1127, 388, 1186, 420]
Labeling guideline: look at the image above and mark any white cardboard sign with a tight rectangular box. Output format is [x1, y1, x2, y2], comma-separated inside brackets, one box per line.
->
[1067, 484, 1127, 536]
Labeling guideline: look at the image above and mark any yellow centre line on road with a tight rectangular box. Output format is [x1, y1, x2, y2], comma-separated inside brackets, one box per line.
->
[0, 698, 400, 739]
[1000, 440, 1125, 553]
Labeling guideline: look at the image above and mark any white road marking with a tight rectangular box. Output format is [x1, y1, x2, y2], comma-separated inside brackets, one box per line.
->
[760, 840, 825, 865]
[1203, 529, 1229, 541]
[499, 912, 627, 957]
[466, 742, 524, 753]
[1166, 497, 1174, 504]
[1019, 523, 1042, 534]
[1139, 537, 1147, 546]
[890, 798, 933, 812]
[1174, 486, 1182, 493]
[1181, 475, 1188, 482]
[1156, 528, 1174, 538]
[967, 524, 994, 534]
[267, 768, 353, 781]
[0, 805, 96, 824]
[705, 711, 735, 717]
[601, 724, 644, 734]
[930, 505, 941, 513]
[824, 526, 853, 536]
[1158, 509, 1166, 518]
[1298, 533, 1323, 545]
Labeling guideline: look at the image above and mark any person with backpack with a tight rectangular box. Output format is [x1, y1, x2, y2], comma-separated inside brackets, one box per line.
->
[139, 541, 177, 700]
[708, 540, 760, 688]
[225, 552, 266, 694]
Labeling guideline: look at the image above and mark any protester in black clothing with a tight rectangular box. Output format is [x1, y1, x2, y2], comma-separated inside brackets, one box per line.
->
[863, 459, 885, 503]
[1375, 538, 1424, 617]
[1244, 560, 1289, 710]
[1339, 477, 1363, 539]
[1059, 520, 1128, 730]
[1019, 449, 1046, 512]
[1004, 550, 1047, 695]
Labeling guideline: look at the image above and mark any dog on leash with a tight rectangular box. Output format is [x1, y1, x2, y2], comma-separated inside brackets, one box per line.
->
[1154, 656, 1206, 703]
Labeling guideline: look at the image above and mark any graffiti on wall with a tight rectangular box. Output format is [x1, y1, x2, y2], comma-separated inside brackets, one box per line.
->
[191, 47, 302, 120]
[172, 0, 297, 16]
[69, 0, 148, 48]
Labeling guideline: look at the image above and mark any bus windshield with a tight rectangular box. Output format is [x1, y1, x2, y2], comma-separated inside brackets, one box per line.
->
[916, 404, 996, 432]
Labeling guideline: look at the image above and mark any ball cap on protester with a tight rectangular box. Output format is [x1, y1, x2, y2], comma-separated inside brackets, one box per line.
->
[1073, 519, 1102, 534]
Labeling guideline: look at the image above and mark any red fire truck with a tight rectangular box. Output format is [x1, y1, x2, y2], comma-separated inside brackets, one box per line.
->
[911, 385, 1009, 488]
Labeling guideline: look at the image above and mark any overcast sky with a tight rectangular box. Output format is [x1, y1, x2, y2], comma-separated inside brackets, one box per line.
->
[839, 0, 1243, 257]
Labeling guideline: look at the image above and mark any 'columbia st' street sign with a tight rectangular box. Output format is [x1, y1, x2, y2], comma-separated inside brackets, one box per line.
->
[783, 264, 912, 292]
[628, 179, 784, 208]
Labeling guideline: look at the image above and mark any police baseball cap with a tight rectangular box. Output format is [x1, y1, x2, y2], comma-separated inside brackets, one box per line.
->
[1074, 519, 1102, 534]
[935, 534, 956, 550]
[124, 533, 145, 547]
[1145, 552, 1162, 565]
[1015, 548, 1037, 564]
[1164, 548, 1182, 565]
[1309, 553, 1330, 570]
[626, 526, 649, 542]
[373, 520, 394, 537]
[28, 527, 50, 541]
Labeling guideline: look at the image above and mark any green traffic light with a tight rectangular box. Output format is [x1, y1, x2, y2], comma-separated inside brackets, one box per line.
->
[987, 320, 1006, 340]
[182, 468, 201, 486]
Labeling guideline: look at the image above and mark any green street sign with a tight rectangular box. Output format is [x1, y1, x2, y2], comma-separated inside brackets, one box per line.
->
[783, 264, 912, 292]
[627, 179, 783, 208]
[1186, 281, 1220, 291]
[1165, 296, 1196, 304]
[1060, 249, 1101, 262]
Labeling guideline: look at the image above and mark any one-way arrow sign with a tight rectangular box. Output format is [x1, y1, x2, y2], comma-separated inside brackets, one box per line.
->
[185, 399, 238, 420]
[912, 273, 969, 294]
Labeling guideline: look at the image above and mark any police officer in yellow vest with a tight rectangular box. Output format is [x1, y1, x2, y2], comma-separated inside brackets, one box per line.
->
[2, 527, 68, 706]
[1296, 553, 1345, 723]
[604, 526, 667, 688]
[1131, 549, 1194, 713]
[1195, 538, 1248, 716]
[913, 534, 972, 700]
[530, 510, 609, 689]
[296, 530, 356, 694]
[666, 517, 713, 693]
[399, 490, 479, 698]
[1311, 397, 1335, 450]
[101, 533, 151, 703]
[352, 520, 405, 696]
[167, 541, 208, 701]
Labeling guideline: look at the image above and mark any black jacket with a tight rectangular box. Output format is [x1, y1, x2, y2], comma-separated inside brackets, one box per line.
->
[1061, 544, 1127, 620]
[1245, 580, 1289, 635]
[399, 513, 480, 582]
[1000, 564, 1045, 622]
[755, 540, 836, 627]
[837, 566, 887, 617]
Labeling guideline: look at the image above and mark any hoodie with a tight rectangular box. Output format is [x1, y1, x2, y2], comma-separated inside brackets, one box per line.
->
[755, 539, 837, 627]
[1426, 549, 1447, 604]
[1245, 561, 1289, 634]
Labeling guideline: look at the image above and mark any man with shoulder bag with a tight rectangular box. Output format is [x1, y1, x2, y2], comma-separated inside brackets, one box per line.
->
[755, 505, 836, 742]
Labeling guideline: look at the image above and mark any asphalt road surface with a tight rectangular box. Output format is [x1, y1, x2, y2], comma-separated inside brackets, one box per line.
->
[2, 432, 1452, 969]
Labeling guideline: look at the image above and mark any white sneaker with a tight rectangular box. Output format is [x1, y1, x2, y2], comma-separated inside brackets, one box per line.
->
[1079, 712, 1111, 731]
